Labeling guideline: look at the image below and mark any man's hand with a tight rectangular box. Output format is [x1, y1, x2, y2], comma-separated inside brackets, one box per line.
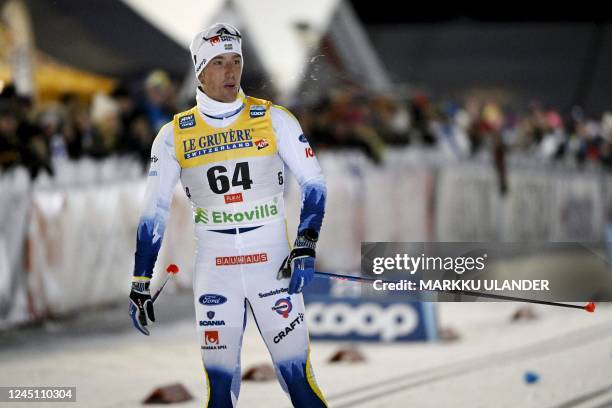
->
[277, 230, 318, 294]
[129, 279, 155, 335]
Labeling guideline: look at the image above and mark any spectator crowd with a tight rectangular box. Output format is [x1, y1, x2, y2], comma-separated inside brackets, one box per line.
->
[294, 88, 612, 168]
[0, 70, 176, 178]
[1, 69, 611, 180]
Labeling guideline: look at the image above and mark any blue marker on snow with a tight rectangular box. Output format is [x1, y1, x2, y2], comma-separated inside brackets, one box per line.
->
[524, 371, 540, 384]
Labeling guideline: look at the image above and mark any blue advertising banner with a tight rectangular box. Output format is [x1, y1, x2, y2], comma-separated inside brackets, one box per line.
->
[303, 274, 438, 342]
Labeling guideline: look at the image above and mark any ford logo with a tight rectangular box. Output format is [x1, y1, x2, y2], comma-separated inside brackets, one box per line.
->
[199, 294, 227, 306]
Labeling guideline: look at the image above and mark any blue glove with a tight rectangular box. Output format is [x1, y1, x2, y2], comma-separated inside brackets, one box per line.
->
[278, 230, 318, 294]
[129, 279, 155, 335]
[289, 256, 315, 294]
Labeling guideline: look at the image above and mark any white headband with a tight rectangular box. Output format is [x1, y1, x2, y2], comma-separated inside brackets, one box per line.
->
[189, 23, 243, 77]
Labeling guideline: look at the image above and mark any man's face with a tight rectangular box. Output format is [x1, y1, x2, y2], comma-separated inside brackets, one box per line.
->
[199, 53, 242, 103]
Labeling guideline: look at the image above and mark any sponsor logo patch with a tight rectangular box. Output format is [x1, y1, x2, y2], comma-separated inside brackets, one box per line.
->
[200, 310, 225, 326]
[194, 55, 207, 73]
[182, 128, 253, 159]
[201, 330, 227, 350]
[250, 105, 266, 118]
[198, 294, 227, 306]
[258, 288, 289, 298]
[215, 253, 268, 266]
[194, 197, 280, 225]
[199, 319, 226, 327]
[272, 297, 293, 318]
[150, 155, 158, 163]
[204, 330, 219, 345]
[298, 134, 308, 143]
[224, 193, 243, 204]
[179, 114, 195, 129]
[305, 147, 315, 158]
[254, 138, 269, 150]
[205, 30, 237, 46]
[148, 171, 158, 177]
[273, 313, 304, 343]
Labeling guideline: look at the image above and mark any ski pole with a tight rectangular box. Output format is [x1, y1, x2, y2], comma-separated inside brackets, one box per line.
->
[152, 264, 180, 303]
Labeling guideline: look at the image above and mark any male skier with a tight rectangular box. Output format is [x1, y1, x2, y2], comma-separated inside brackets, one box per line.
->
[128, 23, 328, 408]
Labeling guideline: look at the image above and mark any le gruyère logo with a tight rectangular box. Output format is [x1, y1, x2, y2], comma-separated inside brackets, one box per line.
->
[183, 128, 254, 159]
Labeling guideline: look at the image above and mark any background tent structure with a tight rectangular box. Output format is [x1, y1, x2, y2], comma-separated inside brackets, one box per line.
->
[122, 0, 392, 104]
[5, 0, 611, 113]
[0, 53, 116, 102]
[20, 0, 190, 79]
[8, 0, 392, 105]
[1, 0, 116, 101]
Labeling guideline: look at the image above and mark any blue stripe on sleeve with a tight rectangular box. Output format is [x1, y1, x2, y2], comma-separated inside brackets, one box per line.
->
[298, 181, 326, 234]
[133, 216, 165, 278]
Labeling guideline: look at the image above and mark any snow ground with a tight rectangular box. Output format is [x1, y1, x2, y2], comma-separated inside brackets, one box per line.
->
[0, 295, 611, 408]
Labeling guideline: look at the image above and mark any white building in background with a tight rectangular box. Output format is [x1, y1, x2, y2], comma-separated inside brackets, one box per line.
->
[121, 0, 391, 104]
